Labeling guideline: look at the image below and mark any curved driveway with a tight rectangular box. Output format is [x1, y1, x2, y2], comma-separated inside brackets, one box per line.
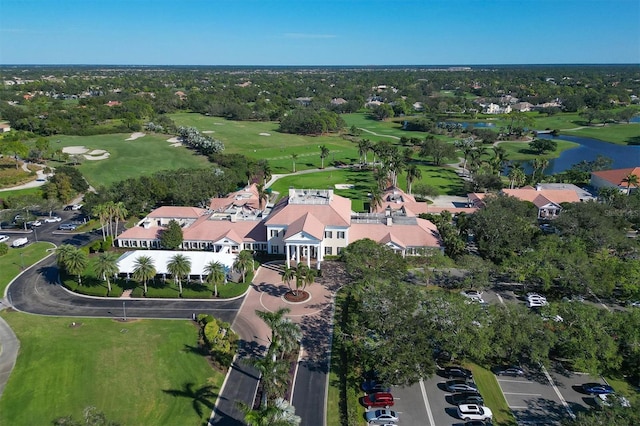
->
[7, 255, 242, 323]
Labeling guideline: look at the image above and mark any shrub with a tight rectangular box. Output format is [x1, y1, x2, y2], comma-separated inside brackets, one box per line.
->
[101, 236, 113, 252]
[89, 241, 102, 253]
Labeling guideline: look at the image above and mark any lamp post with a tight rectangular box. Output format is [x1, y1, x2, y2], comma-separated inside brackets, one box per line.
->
[123, 301, 127, 321]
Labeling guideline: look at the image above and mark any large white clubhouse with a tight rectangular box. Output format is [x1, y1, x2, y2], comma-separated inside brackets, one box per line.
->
[116, 185, 443, 269]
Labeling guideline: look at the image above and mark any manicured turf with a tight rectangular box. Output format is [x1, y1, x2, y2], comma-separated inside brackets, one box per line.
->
[563, 122, 640, 145]
[0, 313, 224, 426]
[465, 362, 517, 426]
[0, 186, 45, 198]
[0, 242, 55, 295]
[496, 139, 580, 161]
[168, 113, 360, 173]
[44, 133, 211, 187]
[605, 376, 639, 406]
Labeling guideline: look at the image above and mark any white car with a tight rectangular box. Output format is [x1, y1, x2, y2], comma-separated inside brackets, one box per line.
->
[461, 290, 485, 303]
[12, 237, 28, 247]
[364, 409, 399, 424]
[27, 220, 42, 227]
[0, 235, 9, 243]
[44, 216, 62, 223]
[457, 404, 493, 421]
[527, 299, 549, 308]
[71, 204, 83, 210]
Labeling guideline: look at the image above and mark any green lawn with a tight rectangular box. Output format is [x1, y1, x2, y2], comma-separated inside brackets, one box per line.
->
[605, 376, 640, 406]
[44, 133, 211, 187]
[0, 313, 223, 426]
[168, 113, 360, 174]
[497, 139, 580, 161]
[0, 242, 55, 295]
[563, 122, 640, 145]
[0, 186, 45, 199]
[465, 362, 517, 426]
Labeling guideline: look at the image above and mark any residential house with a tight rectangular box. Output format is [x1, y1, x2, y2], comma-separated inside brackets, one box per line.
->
[511, 102, 534, 112]
[0, 123, 11, 133]
[591, 167, 640, 195]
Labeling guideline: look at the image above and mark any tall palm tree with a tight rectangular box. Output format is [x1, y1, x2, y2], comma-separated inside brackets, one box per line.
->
[319, 145, 330, 169]
[405, 164, 422, 194]
[92, 203, 109, 242]
[64, 247, 88, 285]
[293, 264, 308, 296]
[233, 250, 254, 282]
[247, 355, 290, 406]
[94, 251, 120, 293]
[256, 183, 269, 210]
[256, 307, 292, 352]
[530, 158, 542, 182]
[369, 186, 383, 213]
[301, 267, 317, 293]
[622, 173, 638, 196]
[258, 159, 271, 185]
[281, 267, 295, 293]
[104, 200, 116, 238]
[55, 244, 76, 268]
[132, 255, 156, 295]
[111, 201, 128, 246]
[291, 153, 298, 173]
[167, 254, 191, 295]
[539, 158, 550, 178]
[238, 398, 301, 426]
[507, 163, 526, 189]
[204, 260, 226, 297]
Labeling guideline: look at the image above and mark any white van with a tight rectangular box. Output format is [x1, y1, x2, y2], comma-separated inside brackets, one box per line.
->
[12, 237, 28, 247]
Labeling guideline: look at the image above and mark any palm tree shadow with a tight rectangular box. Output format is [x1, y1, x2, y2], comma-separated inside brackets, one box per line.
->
[163, 382, 220, 419]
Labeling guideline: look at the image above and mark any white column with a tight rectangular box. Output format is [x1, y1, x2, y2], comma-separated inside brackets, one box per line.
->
[307, 244, 311, 267]
[316, 244, 322, 270]
[296, 245, 300, 264]
[286, 244, 291, 268]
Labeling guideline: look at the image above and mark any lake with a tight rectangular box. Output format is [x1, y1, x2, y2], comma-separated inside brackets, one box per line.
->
[532, 133, 640, 174]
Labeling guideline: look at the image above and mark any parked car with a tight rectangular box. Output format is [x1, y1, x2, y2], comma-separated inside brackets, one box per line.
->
[464, 421, 489, 426]
[443, 366, 473, 380]
[27, 220, 42, 228]
[450, 392, 484, 406]
[595, 393, 631, 408]
[12, 237, 28, 247]
[0, 235, 9, 243]
[362, 380, 391, 394]
[581, 383, 615, 395]
[364, 409, 399, 424]
[629, 301, 640, 308]
[64, 205, 74, 211]
[494, 366, 525, 377]
[446, 380, 478, 392]
[461, 289, 483, 299]
[44, 216, 62, 223]
[58, 223, 78, 231]
[527, 298, 548, 308]
[457, 404, 493, 421]
[362, 392, 394, 408]
[71, 204, 83, 210]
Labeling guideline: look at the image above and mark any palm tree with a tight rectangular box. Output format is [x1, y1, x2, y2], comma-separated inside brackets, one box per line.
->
[507, 162, 526, 189]
[369, 186, 383, 213]
[55, 244, 76, 268]
[291, 153, 298, 173]
[111, 201, 128, 246]
[247, 355, 289, 406]
[405, 164, 422, 194]
[104, 200, 116, 238]
[233, 250, 254, 282]
[167, 254, 191, 295]
[258, 159, 271, 185]
[204, 260, 226, 297]
[530, 158, 543, 182]
[132, 255, 156, 295]
[281, 267, 295, 293]
[319, 145, 329, 169]
[301, 267, 317, 293]
[256, 183, 269, 210]
[64, 247, 88, 285]
[256, 307, 291, 350]
[274, 320, 302, 359]
[92, 203, 109, 242]
[94, 252, 119, 293]
[357, 139, 370, 164]
[293, 264, 308, 296]
[238, 398, 301, 426]
[539, 158, 550, 178]
[622, 173, 639, 196]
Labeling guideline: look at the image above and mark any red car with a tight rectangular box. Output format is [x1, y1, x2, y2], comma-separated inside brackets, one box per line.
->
[362, 392, 394, 408]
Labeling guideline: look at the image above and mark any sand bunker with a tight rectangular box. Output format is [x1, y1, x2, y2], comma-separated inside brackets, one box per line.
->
[63, 146, 89, 154]
[202, 130, 215, 134]
[166, 137, 180, 143]
[259, 132, 271, 136]
[125, 132, 146, 141]
[88, 149, 106, 155]
[84, 153, 110, 161]
[335, 184, 355, 189]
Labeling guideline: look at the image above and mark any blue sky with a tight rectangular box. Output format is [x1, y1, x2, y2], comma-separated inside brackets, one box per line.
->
[1, 0, 638, 65]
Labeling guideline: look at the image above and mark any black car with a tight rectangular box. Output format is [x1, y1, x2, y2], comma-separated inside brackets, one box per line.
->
[443, 366, 473, 380]
[64, 205, 74, 211]
[361, 379, 391, 394]
[450, 392, 484, 406]
[464, 421, 489, 426]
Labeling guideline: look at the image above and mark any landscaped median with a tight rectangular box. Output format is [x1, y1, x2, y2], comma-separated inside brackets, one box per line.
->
[465, 362, 517, 426]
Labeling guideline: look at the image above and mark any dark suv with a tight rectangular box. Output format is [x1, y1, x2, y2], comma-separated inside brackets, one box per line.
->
[443, 366, 473, 380]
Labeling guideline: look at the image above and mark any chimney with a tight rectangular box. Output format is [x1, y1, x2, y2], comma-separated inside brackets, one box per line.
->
[536, 184, 542, 191]
[386, 216, 393, 226]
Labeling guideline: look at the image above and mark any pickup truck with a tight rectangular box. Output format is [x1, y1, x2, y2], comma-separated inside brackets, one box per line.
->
[12, 237, 29, 247]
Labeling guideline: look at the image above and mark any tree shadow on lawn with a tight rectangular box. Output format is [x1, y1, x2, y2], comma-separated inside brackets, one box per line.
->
[627, 135, 640, 145]
[163, 382, 219, 419]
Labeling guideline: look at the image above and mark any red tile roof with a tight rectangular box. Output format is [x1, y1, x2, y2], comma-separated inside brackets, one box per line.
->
[266, 192, 351, 228]
[148, 206, 206, 218]
[592, 167, 640, 187]
[349, 218, 441, 249]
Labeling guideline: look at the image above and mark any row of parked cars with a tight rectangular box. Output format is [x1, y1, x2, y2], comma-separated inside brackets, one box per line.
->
[441, 366, 493, 425]
[360, 372, 398, 424]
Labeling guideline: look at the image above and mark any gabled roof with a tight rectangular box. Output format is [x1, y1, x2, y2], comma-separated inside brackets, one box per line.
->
[148, 206, 206, 218]
[349, 218, 441, 249]
[209, 184, 261, 211]
[502, 188, 580, 205]
[116, 226, 163, 240]
[592, 167, 640, 187]
[183, 216, 265, 243]
[266, 191, 351, 228]
[283, 212, 324, 240]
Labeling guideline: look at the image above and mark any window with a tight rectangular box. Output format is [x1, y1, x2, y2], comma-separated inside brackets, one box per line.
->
[270, 229, 278, 238]
[337, 247, 343, 254]
[272, 245, 279, 254]
[324, 230, 333, 238]
[337, 231, 345, 239]
[325, 246, 332, 255]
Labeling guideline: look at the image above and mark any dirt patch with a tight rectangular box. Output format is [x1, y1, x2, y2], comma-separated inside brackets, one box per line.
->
[284, 290, 310, 303]
[125, 132, 146, 141]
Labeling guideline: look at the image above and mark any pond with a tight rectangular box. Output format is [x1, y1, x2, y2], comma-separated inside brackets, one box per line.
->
[518, 133, 640, 174]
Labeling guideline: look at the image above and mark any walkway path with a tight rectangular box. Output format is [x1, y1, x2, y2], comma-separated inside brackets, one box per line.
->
[265, 166, 340, 188]
[0, 313, 19, 400]
[0, 162, 48, 192]
[211, 261, 341, 425]
[357, 127, 401, 140]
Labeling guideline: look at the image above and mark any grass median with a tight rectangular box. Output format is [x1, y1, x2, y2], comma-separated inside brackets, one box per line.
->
[0, 241, 55, 295]
[465, 362, 517, 426]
